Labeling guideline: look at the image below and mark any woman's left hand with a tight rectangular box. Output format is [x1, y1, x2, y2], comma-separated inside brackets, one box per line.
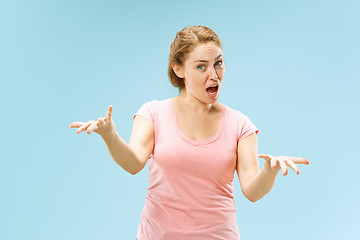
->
[258, 154, 310, 176]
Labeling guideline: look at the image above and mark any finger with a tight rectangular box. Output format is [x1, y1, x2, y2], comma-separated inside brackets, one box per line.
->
[286, 156, 310, 165]
[69, 122, 84, 128]
[258, 154, 272, 161]
[87, 121, 99, 134]
[259, 154, 275, 167]
[104, 105, 113, 123]
[283, 158, 300, 175]
[271, 157, 277, 168]
[98, 117, 105, 125]
[278, 159, 288, 176]
[76, 121, 93, 134]
[259, 154, 279, 169]
[76, 122, 91, 134]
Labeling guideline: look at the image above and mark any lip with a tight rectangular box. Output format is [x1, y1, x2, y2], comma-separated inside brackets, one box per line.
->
[206, 83, 220, 99]
[206, 79, 220, 89]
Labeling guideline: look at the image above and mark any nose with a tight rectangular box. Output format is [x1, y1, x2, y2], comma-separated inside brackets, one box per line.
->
[208, 66, 218, 80]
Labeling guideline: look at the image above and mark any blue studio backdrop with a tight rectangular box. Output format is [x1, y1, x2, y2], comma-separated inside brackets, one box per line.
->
[1, 0, 359, 239]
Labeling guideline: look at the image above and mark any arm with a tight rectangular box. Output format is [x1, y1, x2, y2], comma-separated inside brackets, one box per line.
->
[70, 106, 154, 175]
[101, 115, 154, 175]
[236, 133, 309, 202]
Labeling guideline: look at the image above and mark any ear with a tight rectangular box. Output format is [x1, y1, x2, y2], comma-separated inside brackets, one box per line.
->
[172, 63, 184, 78]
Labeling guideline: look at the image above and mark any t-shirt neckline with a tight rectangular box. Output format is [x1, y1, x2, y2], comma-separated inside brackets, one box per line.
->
[168, 98, 225, 146]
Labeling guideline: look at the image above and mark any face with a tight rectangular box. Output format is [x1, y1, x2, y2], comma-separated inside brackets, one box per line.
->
[174, 42, 225, 104]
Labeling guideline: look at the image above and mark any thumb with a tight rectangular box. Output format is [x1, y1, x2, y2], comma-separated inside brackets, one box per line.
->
[105, 105, 113, 122]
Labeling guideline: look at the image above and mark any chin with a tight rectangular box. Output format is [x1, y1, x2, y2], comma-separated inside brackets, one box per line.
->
[206, 91, 220, 103]
[204, 95, 219, 104]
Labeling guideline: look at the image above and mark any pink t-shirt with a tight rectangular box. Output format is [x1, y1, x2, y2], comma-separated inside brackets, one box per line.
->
[134, 98, 259, 240]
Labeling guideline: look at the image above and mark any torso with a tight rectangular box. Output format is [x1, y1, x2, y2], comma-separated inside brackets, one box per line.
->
[172, 97, 222, 142]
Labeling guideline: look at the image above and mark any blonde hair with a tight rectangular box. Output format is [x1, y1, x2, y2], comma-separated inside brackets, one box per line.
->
[168, 26, 222, 92]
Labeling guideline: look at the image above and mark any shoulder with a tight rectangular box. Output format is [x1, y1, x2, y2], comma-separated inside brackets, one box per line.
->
[134, 99, 172, 128]
[139, 98, 170, 109]
[220, 103, 259, 140]
[221, 103, 250, 121]
[136, 98, 171, 115]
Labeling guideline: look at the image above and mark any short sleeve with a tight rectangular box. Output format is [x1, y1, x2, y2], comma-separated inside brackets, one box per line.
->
[133, 100, 158, 127]
[236, 112, 259, 142]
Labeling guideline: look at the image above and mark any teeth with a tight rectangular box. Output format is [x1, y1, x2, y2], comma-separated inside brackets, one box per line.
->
[209, 91, 216, 95]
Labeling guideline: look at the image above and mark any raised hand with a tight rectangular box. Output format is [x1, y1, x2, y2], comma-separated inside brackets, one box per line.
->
[69, 105, 116, 138]
[258, 154, 310, 176]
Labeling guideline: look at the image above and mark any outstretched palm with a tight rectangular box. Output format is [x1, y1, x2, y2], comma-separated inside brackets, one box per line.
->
[69, 105, 116, 138]
[258, 154, 310, 176]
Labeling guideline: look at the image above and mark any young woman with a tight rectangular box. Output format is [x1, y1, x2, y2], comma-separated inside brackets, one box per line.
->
[70, 25, 309, 240]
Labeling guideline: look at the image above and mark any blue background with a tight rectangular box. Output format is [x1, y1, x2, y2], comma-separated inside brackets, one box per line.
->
[1, 0, 359, 239]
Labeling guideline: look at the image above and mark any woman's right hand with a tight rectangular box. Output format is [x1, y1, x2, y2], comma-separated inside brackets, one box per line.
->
[69, 105, 116, 138]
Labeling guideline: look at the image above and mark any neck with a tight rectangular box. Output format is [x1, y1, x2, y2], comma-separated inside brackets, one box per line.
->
[177, 90, 215, 114]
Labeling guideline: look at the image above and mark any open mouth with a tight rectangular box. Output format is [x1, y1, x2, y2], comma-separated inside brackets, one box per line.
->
[206, 84, 219, 96]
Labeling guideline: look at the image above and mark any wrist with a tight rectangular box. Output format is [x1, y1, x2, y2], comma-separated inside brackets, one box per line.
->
[101, 128, 117, 142]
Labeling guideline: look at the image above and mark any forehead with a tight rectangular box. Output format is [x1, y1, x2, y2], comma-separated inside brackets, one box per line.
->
[186, 42, 222, 61]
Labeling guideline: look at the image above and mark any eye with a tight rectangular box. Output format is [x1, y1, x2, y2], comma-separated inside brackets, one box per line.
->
[197, 65, 206, 70]
[215, 60, 223, 67]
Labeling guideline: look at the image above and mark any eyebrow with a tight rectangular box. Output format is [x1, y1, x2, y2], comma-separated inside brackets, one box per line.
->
[193, 55, 223, 63]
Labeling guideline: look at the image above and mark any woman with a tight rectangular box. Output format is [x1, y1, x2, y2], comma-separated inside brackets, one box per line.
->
[70, 25, 309, 240]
